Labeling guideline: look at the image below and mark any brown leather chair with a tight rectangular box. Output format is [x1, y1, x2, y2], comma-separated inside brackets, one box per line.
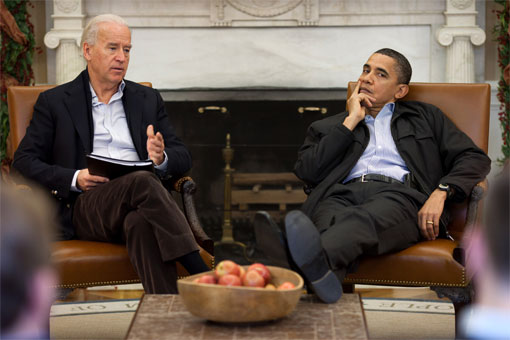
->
[4, 84, 214, 290]
[343, 82, 490, 332]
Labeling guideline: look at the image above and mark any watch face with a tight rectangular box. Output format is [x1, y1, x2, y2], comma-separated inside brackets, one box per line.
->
[438, 183, 449, 191]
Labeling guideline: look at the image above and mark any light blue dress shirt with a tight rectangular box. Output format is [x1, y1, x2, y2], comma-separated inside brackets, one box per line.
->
[344, 102, 409, 183]
[71, 81, 167, 191]
[90, 81, 140, 161]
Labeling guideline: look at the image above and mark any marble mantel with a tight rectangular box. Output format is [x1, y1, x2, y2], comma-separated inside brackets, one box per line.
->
[44, 0, 486, 88]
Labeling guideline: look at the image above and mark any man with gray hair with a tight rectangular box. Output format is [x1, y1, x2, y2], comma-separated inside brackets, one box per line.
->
[13, 14, 210, 294]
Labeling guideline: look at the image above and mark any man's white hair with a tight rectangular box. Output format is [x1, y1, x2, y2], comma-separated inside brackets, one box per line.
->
[80, 14, 129, 48]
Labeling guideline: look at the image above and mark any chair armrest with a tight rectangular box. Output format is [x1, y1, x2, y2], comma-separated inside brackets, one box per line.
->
[1, 157, 14, 184]
[452, 180, 487, 267]
[465, 179, 487, 227]
[303, 184, 314, 195]
[172, 176, 214, 255]
[1, 159, 31, 192]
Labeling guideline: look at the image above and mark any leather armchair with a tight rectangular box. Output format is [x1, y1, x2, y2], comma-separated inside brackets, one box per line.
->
[4, 84, 214, 290]
[343, 82, 490, 332]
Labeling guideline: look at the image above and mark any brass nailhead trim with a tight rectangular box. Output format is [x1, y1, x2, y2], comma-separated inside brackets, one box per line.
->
[54, 279, 141, 289]
[56, 257, 215, 288]
[344, 266, 466, 287]
[174, 176, 193, 192]
[343, 278, 467, 287]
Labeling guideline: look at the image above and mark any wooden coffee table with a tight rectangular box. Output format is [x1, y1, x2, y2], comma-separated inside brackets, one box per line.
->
[125, 293, 368, 339]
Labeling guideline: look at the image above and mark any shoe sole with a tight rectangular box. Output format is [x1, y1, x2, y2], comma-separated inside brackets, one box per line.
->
[253, 211, 291, 269]
[285, 210, 342, 304]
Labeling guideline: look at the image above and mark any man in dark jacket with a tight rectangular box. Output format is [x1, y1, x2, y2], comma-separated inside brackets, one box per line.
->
[255, 48, 491, 303]
[12, 14, 209, 294]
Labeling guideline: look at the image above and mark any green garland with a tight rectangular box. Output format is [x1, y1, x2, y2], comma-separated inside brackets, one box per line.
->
[0, 0, 35, 162]
[494, 0, 510, 162]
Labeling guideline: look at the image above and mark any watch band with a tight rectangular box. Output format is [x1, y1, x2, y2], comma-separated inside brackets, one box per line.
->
[438, 183, 452, 198]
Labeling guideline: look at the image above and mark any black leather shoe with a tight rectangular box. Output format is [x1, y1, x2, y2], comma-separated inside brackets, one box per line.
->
[285, 210, 342, 304]
[253, 211, 291, 269]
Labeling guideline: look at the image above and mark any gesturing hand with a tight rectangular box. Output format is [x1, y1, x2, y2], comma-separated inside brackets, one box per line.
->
[146, 124, 165, 165]
[343, 81, 376, 131]
[77, 169, 109, 191]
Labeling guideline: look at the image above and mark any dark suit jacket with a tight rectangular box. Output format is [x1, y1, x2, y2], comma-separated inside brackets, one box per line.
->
[295, 100, 491, 229]
[13, 70, 192, 239]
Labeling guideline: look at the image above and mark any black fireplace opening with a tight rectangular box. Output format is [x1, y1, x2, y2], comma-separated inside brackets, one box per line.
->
[163, 89, 346, 261]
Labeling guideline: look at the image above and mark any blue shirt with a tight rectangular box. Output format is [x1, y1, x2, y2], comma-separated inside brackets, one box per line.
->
[344, 102, 409, 183]
[70, 81, 167, 191]
[90, 81, 140, 161]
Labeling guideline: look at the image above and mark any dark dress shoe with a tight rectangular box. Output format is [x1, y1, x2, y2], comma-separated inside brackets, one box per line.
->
[285, 210, 343, 304]
[253, 211, 291, 269]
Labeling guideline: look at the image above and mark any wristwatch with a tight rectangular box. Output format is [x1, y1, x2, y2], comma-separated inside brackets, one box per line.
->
[438, 183, 452, 198]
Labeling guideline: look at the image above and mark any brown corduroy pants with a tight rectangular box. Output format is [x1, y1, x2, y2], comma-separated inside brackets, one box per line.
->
[72, 171, 199, 293]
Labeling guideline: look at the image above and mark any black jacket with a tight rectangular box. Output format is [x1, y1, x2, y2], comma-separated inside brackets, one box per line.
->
[13, 70, 192, 239]
[295, 100, 491, 227]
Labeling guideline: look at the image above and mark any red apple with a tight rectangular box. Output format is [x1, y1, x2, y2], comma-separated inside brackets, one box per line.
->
[242, 270, 265, 288]
[238, 265, 246, 278]
[248, 263, 271, 284]
[195, 274, 217, 284]
[218, 274, 242, 286]
[277, 281, 295, 290]
[215, 260, 240, 278]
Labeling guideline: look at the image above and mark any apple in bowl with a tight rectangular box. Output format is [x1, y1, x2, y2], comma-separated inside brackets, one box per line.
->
[177, 262, 304, 323]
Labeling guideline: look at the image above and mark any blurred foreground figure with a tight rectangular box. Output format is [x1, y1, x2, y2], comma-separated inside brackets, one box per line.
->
[459, 163, 510, 339]
[1, 184, 59, 339]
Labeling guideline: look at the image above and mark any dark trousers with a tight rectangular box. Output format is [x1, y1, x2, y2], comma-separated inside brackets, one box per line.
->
[312, 181, 427, 280]
[72, 171, 198, 293]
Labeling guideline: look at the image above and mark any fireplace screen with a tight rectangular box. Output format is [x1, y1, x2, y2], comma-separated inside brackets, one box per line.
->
[165, 93, 346, 259]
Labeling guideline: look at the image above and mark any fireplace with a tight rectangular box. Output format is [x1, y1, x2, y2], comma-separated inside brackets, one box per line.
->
[164, 89, 346, 250]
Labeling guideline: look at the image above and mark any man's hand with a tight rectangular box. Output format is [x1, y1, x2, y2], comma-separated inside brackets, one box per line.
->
[146, 124, 165, 166]
[417, 189, 447, 240]
[343, 81, 376, 131]
[77, 169, 109, 191]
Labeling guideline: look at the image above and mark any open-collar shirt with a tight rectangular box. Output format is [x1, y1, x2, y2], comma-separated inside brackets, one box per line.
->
[70, 81, 167, 191]
[344, 102, 410, 183]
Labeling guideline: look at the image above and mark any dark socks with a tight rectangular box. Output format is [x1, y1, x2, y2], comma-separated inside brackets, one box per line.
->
[176, 250, 210, 275]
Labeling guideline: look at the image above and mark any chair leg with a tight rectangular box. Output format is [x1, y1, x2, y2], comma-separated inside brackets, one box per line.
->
[431, 284, 473, 338]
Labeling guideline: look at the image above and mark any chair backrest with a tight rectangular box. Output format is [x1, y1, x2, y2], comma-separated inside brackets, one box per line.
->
[347, 82, 491, 238]
[346, 82, 490, 153]
[6, 82, 153, 160]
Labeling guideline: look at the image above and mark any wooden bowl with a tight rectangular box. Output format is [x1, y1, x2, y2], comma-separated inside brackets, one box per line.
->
[177, 265, 304, 323]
